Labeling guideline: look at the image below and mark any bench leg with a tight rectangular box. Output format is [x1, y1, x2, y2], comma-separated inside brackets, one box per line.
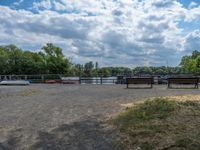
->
[168, 83, 170, 88]
[196, 83, 198, 89]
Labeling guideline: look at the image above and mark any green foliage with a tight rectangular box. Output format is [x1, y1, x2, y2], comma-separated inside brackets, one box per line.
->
[99, 67, 111, 77]
[84, 61, 94, 77]
[115, 98, 178, 127]
[180, 50, 200, 73]
[42, 43, 70, 74]
[113, 98, 200, 150]
[0, 44, 70, 75]
[0, 45, 198, 76]
[133, 66, 182, 75]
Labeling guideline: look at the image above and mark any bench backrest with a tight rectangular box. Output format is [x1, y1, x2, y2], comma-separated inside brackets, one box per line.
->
[168, 78, 199, 84]
[126, 78, 153, 84]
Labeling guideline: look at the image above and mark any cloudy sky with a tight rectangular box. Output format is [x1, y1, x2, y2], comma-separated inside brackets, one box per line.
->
[0, 0, 200, 67]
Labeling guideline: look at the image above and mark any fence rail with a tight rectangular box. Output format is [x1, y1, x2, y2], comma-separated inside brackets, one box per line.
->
[80, 78, 118, 84]
[0, 75, 120, 84]
[1, 74, 200, 85]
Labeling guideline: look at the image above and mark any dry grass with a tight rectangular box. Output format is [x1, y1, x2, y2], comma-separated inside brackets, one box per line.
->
[113, 96, 200, 150]
[16, 89, 41, 97]
[166, 94, 200, 102]
[120, 94, 200, 108]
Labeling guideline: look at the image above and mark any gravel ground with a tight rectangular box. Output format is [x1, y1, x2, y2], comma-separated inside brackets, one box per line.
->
[0, 84, 200, 150]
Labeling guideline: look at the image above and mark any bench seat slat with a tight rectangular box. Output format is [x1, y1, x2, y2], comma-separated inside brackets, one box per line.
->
[126, 78, 153, 88]
[168, 77, 199, 88]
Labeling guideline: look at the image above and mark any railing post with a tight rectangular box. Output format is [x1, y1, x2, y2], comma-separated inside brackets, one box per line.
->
[41, 75, 44, 83]
[100, 76, 102, 84]
[79, 77, 81, 84]
[168, 80, 170, 88]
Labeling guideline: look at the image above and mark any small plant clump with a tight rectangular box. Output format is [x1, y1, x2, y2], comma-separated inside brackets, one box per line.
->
[113, 97, 200, 150]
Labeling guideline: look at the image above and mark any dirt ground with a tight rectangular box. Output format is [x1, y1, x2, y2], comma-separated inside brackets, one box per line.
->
[0, 84, 200, 150]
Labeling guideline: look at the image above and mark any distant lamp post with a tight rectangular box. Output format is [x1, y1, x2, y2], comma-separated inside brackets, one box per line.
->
[166, 60, 169, 75]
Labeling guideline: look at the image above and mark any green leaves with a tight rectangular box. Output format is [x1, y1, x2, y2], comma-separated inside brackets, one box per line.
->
[180, 50, 200, 73]
[0, 44, 70, 75]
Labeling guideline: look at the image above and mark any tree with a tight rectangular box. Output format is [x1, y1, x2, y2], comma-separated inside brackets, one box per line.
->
[84, 61, 94, 77]
[0, 44, 72, 75]
[99, 67, 111, 77]
[180, 50, 200, 74]
[192, 50, 200, 59]
[0, 46, 9, 74]
[5, 44, 24, 74]
[42, 43, 70, 74]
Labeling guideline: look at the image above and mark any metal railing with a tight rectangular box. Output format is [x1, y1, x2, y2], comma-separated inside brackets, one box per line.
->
[79, 77, 119, 84]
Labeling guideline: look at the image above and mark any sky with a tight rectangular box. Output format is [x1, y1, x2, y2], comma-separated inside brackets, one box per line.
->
[0, 0, 200, 67]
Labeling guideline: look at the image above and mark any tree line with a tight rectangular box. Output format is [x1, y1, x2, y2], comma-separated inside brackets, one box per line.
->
[0, 43, 199, 77]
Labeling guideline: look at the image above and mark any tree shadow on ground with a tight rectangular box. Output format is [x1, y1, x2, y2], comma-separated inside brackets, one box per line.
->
[0, 117, 123, 150]
[0, 128, 23, 150]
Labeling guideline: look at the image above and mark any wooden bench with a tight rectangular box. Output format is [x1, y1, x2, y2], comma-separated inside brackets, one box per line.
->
[126, 77, 153, 88]
[168, 77, 199, 89]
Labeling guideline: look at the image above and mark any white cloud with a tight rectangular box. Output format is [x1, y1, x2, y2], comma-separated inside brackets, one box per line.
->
[183, 30, 200, 52]
[189, 2, 198, 9]
[33, 0, 52, 11]
[0, 0, 200, 66]
[13, 0, 24, 6]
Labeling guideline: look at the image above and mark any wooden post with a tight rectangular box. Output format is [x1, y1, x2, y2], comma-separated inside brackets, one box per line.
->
[168, 80, 170, 88]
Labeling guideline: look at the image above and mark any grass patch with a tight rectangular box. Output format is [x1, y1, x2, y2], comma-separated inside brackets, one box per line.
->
[16, 90, 40, 97]
[113, 97, 200, 150]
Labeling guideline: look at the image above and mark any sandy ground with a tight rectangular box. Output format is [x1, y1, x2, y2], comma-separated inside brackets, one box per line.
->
[0, 84, 200, 150]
